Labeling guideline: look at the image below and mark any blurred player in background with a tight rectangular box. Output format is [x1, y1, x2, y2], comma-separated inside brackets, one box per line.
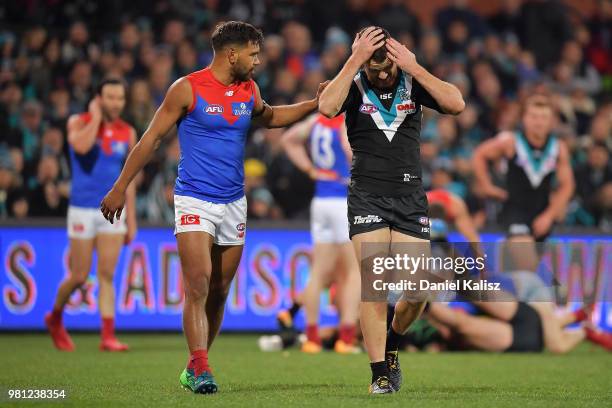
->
[473, 94, 575, 243]
[45, 78, 137, 352]
[426, 189, 481, 243]
[281, 113, 360, 354]
[426, 292, 612, 353]
[101, 21, 327, 394]
[319, 26, 465, 394]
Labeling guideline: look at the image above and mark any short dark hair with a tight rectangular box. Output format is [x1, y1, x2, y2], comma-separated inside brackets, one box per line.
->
[211, 21, 264, 51]
[96, 77, 127, 95]
[358, 26, 390, 64]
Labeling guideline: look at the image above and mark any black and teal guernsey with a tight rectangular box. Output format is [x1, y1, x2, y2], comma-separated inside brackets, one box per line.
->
[502, 131, 560, 227]
[338, 69, 443, 197]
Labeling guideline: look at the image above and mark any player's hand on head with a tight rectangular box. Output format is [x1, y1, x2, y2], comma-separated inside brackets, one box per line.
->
[88, 96, 102, 120]
[385, 37, 418, 73]
[100, 187, 126, 225]
[351, 27, 385, 65]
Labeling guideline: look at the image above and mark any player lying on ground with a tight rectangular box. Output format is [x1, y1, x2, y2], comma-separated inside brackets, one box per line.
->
[46, 79, 137, 352]
[281, 113, 360, 354]
[319, 26, 465, 394]
[426, 299, 612, 353]
[100, 21, 327, 395]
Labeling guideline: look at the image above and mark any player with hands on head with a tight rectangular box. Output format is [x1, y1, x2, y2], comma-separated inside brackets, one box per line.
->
[319, 26, 464, 394]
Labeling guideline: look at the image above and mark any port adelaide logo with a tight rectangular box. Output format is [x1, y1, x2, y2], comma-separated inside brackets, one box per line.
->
[395, 87, 417, 114]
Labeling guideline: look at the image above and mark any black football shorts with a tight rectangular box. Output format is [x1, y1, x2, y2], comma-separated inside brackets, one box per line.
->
[347, 184, 430, 240]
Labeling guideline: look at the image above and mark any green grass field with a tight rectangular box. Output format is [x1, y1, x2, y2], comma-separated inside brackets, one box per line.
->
[0, 333, 610, 407]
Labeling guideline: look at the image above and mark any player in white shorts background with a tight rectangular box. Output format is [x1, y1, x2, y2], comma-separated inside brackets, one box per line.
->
[281, 113, 360, 354]
[46, 78, 137, 352]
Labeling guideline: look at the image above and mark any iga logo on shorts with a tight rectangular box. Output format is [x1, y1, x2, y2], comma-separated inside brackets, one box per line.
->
[180, 214, 200, 225]
[359, 104, 379, 114]
[72, 223, 85, 233]
[236, 223, 246, 238]
[205, 105, 224, 114]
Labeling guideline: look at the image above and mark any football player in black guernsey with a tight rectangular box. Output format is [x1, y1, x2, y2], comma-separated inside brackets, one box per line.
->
[319, 26, 465, 394]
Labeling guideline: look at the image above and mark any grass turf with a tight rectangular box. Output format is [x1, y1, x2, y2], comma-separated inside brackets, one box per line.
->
[0, 333, 610, 407]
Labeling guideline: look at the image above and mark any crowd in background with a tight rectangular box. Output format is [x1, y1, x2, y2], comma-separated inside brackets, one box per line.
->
[0, 0, 610, 230]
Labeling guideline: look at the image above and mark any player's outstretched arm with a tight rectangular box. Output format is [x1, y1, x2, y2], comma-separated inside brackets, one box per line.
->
[385, 37, 464, 115]
[318, 27, 385, 118]
[472, 132, 514, 201]
[252, 82, 328, 128]
[100, 78, 192, 223]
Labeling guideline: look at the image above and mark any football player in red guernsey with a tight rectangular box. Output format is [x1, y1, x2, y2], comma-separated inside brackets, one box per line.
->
[45, 78, 137, 352]
[101, 21, 327, 394]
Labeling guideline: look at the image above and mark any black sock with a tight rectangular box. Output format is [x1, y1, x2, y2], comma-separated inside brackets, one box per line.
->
[385, 326, 403, 353]
[370, 361, 389, 383]
[288, 302, 301, 318]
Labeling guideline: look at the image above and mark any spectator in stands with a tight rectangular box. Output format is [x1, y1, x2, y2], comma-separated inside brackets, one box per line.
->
[27, 154, 67, 217]
[40, 126, 70, 184]
[572, 141, 612, 228]
[375, 0, 421, 43]
[282, 21, 319, 79]
[517, 0, 573, 70]
[0, 151, 16, 218]
[68, 60, 93, 110]
[14, 100, 45, 183]
[126, 79, 156, 135]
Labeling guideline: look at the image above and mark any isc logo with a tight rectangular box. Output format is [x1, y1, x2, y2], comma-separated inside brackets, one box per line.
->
[205, 105, 224, 114]
[359, 104, 379, 114]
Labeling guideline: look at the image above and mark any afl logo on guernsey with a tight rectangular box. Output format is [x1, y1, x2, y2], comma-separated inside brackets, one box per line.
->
[205, 105, 224, 114]
[359, 103, 379, 114]
[232, 102, 252, 116]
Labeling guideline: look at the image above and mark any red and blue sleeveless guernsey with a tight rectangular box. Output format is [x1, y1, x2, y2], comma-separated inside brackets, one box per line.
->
[69, 113, 131, 208]
[309, 114, 350, 198]
[175, 68, 256, 203]
[426, 189, 456, 222]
